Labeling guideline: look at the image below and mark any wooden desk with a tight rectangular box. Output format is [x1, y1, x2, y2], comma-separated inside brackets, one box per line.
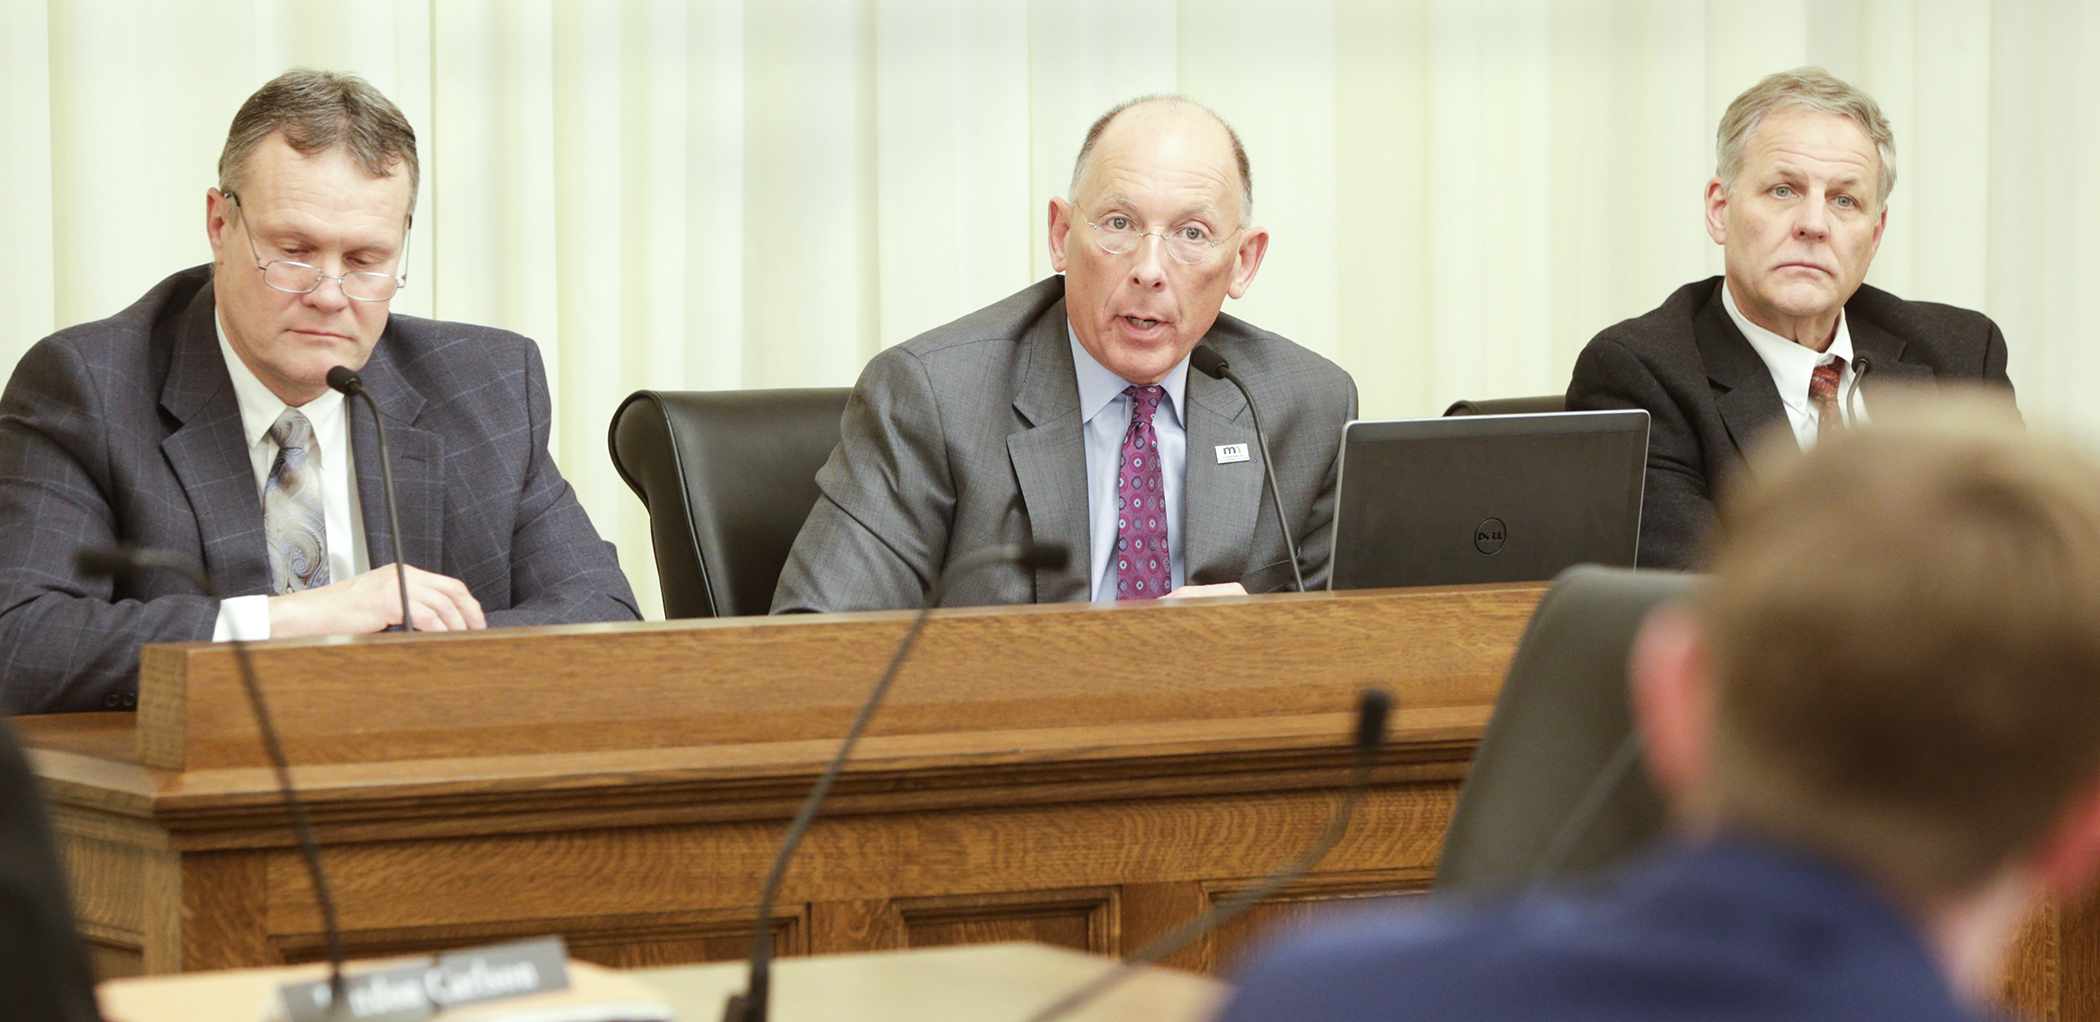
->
[21, 585, 1535, 982]
[25, 583, 2098, 1021]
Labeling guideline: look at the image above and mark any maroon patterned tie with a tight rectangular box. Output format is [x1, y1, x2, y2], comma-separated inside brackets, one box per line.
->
[1116, 385, 1170, 600]
[1809, 356, 1846, 437]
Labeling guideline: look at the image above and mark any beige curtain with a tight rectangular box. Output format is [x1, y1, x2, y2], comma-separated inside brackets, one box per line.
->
[3, 0, 2093, 619]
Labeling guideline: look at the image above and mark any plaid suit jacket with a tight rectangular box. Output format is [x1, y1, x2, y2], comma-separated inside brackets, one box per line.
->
[0, 266, 638, 714]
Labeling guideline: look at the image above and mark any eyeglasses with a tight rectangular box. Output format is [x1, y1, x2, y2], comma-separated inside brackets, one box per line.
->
[1079, 210, 1242, 265]
[224, 191, 410, 302]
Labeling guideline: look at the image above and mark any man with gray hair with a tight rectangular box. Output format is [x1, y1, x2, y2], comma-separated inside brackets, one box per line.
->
[773, 96, 1355, 612]
[1567, 67, 2013, 569]
[0, 69, 637, 714]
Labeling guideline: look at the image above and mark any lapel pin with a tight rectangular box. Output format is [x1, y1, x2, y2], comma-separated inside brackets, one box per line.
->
[1216, 443, 1250, 464]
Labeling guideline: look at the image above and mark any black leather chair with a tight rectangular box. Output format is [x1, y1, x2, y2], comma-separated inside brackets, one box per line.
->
[1432, 564, 1699, 897]
[0, 719, 103, 1021]
[1443, 395, 1566, 416]
[608, 388, 852, 619]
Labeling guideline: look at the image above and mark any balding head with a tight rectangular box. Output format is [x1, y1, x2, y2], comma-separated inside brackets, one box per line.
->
[1047, 96, 1270, 387]
[1070, 96, 1252, 222]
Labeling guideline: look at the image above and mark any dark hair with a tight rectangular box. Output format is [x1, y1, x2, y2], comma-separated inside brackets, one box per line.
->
[218, 69, 418, 211]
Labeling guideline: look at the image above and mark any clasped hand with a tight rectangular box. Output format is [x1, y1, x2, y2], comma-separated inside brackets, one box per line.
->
[267, 563, 486, 637]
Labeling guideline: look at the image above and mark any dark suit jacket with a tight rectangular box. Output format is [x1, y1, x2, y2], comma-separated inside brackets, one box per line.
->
[772, 276, 1357, 612]
[1567, 277, 2012, 569]
[0, 266, 639, 714]
[1219, 839, 1984, 1022]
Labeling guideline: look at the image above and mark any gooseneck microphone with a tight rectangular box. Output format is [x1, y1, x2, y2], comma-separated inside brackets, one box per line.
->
[1847, 353, 1873, 422]
[326, 366, 413, 632]
[1188, 346, 1306, 592]
[1021, 688, 1393, 1022]
[75, 545, 346, 1013]
[722, 542, 1073, 1022]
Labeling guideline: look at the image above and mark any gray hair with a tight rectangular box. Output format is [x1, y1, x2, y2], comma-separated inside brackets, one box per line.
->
[1717, 67, 1896, 209]
[1069, 95, 1252, 220]
[218, 69, 419, 215]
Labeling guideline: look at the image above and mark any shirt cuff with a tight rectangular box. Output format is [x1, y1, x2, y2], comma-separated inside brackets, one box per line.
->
[212, 594, 272, 641]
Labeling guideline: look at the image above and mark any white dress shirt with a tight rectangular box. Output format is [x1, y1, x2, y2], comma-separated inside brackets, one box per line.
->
[1069, 326, 1189, 602]
[1722, 282, 1869, 449]
[211, 315, 369, 639]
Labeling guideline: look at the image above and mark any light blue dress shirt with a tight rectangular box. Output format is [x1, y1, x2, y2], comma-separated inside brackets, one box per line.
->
[1068, 326, 1190, 602]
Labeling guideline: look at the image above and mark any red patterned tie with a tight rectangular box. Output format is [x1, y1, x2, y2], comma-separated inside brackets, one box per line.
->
[1809, 356, 1846, 437]
[1116, 385, 1170, 600]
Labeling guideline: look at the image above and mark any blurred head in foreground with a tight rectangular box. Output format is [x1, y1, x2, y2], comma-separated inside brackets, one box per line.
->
[1217, 391, 2100, 1022]
[1638, 390, 2100, 992]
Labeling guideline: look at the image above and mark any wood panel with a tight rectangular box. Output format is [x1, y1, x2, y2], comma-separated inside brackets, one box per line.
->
[130, 584, 1539, 770]
[22, 584, 2100, 1022]
[1205, 868, 1434, 976]
[893, 887, 1116, 955]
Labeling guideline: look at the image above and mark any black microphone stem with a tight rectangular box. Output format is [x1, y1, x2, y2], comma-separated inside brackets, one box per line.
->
[76, 548, 345, 1014]
[1021, 689, 1392, 1022]
[1190, 349, 1307, 593]
[331, 370, 413, 633]
[1847, 353, 1872, 423]
[726, 544, 1068, 1022]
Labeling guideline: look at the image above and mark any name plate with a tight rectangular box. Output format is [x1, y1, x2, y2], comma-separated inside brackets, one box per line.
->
[279, 936, 570, 1022]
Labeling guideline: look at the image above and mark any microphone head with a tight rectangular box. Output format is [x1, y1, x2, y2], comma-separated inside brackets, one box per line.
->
[1354, 688, 1392, 753]
[74, 545, 140, 579]
[326, 365, 365, 396]
[1188, 345, 1230, 380]
[1019, 542, 1071, 572]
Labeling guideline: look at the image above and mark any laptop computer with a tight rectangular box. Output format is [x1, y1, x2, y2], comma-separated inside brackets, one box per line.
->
[1327, 409, 1650, 589]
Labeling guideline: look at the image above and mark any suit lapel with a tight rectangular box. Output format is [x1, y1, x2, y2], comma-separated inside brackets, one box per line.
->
[349, 339, 444, 571]
[1182, 368, 1261, 585]
[1693, 286, 1787, 461]
[1849, 315, 1935, 392]
[158, 287, 274, 597]
[1006, 304, 1092, 602]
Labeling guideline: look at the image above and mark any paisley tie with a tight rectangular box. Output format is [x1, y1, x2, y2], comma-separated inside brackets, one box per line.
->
[265, 409, 330, 593]
[1809, 357, 1846, 437]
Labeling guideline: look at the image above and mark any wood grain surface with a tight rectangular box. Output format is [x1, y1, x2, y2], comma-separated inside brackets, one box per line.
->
[20, 584, 2097, 1020]
[128, 583, 1537, 770]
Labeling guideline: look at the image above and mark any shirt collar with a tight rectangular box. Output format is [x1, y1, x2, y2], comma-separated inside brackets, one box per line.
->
[1066, 321, 1190, 428]
[214, 309, 347, 449]
[1721, 280, 1856, 415]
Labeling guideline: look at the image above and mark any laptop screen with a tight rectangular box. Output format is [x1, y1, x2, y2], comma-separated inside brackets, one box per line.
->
[1328, 409, 1650, 590]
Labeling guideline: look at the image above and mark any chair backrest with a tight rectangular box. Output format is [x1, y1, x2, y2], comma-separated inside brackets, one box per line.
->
[1443, 395, 1567, 416]
[608, 388, 852, 618]
[0, 719, 103, 1022]
[1432, 564, 1700, 896]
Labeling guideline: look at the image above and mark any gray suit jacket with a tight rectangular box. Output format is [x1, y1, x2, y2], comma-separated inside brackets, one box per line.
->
[0, 266, 639, 714]
[1567, 276, 2013, 569]
[773, 276, 1357, 613]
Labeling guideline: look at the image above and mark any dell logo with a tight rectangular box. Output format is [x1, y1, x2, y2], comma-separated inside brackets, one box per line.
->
[1474, 518, 1507, 554]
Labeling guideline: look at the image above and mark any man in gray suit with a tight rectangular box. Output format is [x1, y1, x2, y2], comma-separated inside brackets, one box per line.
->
[0, 70, 636, 715]
[773, 97, 1356, 613]
[1567, 68, 2012, 570]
